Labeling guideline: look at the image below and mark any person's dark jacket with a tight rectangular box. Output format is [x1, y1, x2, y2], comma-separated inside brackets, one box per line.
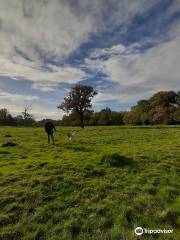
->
[44, 121, 56, 134]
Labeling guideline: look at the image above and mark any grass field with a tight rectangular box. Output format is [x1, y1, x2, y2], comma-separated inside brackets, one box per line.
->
[0, 126, 180, 240]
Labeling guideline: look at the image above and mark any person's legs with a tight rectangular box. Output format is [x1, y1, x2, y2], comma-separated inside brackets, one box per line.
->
[48, 133, 50, 144]
[51, 133, 55, 145]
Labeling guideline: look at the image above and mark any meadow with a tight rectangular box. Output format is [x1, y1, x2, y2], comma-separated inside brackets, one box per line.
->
[0, 126, 179, 240]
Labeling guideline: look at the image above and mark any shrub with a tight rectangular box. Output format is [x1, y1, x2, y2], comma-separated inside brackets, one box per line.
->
[100, 153, 131, 167]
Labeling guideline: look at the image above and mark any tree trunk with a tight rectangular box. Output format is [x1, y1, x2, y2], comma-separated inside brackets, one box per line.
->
[80, 112, 84, 128]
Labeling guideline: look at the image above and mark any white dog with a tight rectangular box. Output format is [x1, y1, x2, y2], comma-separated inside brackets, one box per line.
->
[66, 132, 76, 141]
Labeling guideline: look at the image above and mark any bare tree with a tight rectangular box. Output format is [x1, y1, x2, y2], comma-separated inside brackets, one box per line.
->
[22, 106, 35, 126]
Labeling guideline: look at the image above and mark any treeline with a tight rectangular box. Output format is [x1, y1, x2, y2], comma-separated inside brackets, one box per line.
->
[61, 108, 125, 126]
[124, 91, 180, 125]
[0, 108, 61, 126]
[0, 91, 180, 126]
[61, 91, 180, 125]
[0, 108, 36, 126]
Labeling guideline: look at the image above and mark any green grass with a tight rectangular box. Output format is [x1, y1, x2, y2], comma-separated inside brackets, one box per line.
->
[0, 126, 180, 240]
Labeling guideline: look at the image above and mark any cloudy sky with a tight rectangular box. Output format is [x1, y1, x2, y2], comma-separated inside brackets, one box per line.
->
[0, 0, 180, 119]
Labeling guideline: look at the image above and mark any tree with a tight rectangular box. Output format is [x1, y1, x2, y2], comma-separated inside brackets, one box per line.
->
[126, 91, 180, 125]
[21, 106, 35, 126]
[14, 115, 24, 125]
[0, 108, 16, 125]
[22, 106, 32, 120]
[0, 108, 9, 123]
[110, 111, 124, 125]
[149, 91, 177, 108]
[58, 85, 97, 128]
[132, 99, 150, 113]
[131, 100, 150, 125]
[175, 92, 180, 106]
[123, 110, 142, 125]
[98, 108, 112, 125]
[172, 107, 180, 124]
[89, 112, 100, 125]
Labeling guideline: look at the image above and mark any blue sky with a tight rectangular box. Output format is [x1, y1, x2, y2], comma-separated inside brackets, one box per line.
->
[0, 0, 180, 119]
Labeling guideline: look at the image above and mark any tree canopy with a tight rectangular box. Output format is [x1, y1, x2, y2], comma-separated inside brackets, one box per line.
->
[58, 85, 97, 128]
[123, 91, 180, 125]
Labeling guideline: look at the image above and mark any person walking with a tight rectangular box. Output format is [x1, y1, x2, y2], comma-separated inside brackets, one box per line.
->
[44, 121, 56, 144]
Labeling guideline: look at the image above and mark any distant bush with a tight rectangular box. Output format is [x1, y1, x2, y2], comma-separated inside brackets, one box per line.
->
[100, 153, 131, 167]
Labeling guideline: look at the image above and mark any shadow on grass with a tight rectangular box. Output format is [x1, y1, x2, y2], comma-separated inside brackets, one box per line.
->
[4, 134, 12, 138]
[73, 146, 92, 152]
[2, 142, 18, 147]
[0, 151, 10, 155]
[99, 153, 134, 167]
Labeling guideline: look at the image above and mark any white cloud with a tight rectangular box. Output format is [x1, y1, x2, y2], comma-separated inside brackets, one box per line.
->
[0, 57, 87, 89]
[0, 90, 39, 101]
[86, 22, 180, 103]
[89, 44, 126, 59]
[31, 81, 59, 92]
[104, 36, 180, 87]
[0, 0, 93, 61]
[0, 0, 93, 91]
[0, 0, 159, 92]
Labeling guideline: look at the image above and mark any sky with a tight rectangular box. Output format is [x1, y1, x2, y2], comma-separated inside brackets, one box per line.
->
[0, 0, 180, 120]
